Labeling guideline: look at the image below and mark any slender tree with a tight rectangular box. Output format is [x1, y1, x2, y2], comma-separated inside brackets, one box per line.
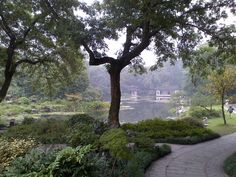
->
[0, 0, 83, 102]
[207, 67, 236, 125]
[78, 0, 236, 127]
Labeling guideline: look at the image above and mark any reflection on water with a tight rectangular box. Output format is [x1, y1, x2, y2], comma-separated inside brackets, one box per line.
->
[119, 96, 173, 123]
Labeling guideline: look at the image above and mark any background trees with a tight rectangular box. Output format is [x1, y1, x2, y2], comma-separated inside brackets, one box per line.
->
[0, 0, 83, 102]
[79, 0, 236, 127]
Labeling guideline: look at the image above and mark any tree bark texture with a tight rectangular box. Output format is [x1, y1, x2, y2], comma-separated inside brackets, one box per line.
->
[221, 93, 226, 125]
[0, 72, 14, 102]
[108, 66, 122, 128]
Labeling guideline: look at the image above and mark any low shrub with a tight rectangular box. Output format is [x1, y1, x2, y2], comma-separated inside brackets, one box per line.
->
[68, 123, 99, 147]
[122, 118, 219, 144]
[4, 149, 56, 177]
[0, 138, 35, 172]
[21, 117, 36, 125]
[188, 107, 220, 119]
[3, 119, 69, 144]
[18, 97, 30, 105]
[126, 144, 171, 177]
[99, 128, 132, 160]
[224, 152, 236, 177]
[67, 114, 108, 134]
[67, 114, 95, 126]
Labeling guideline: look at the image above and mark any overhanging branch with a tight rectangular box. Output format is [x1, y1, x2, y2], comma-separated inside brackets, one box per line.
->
[82, 41, 115, 65]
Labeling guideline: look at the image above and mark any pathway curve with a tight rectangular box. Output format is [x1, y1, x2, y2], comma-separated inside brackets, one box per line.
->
[146, 133, 236, 177]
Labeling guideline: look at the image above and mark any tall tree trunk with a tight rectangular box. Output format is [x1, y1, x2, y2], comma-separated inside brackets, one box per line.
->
[0, 72, 14, 102]
[108, 67, 121, 128]
[221, 93, 226, 125]
[0, 42, 16, 103]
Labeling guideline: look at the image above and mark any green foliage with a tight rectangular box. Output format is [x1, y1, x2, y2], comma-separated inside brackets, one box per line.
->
[68, 123, 99, 147]
[4, 149, 57, 177]
[17, 97, 30, 105]
[0, 138, 35, 172]
[3, 120, 69, 144]
[122, 118, 219, 144]
[126, 144, 171, 177]
[99, 128, 132, 160]
[21, 117, 36, 125]
[67, 114, 108, 134]
[5, 146, 107, 177]
[67, 114, 95, 127]
[188, 107, 220, 119]
[224, 152, 236, 177]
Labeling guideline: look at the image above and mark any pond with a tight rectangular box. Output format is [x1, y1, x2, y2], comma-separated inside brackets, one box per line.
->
[119, 96, 174, 123]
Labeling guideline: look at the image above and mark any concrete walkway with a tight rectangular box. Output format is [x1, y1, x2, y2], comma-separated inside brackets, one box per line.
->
[146, 133, 236, 177]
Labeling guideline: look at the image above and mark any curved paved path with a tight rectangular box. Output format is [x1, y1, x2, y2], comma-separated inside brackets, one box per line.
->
[146, 133, 236, 177]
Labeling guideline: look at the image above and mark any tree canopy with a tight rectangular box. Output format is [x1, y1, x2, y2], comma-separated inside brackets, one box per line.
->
[78, 0, 236, 127]
[0, 0, 83, 102]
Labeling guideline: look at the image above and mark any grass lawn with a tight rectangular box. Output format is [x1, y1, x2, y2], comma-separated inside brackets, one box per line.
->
[208, 113, 236, 135]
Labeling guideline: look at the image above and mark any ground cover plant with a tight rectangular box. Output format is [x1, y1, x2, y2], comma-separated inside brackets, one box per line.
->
[122, 118, 220, 144]
[224, 152, 236, 177]
[1, 114, 221, 176]
[1, 114, 172, 177]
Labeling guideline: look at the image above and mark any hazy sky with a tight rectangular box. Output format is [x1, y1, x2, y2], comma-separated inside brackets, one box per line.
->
[79, 0, 236, 66]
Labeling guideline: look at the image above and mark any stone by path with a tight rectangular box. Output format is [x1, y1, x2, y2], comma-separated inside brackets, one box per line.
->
[146, 133, 236, 177]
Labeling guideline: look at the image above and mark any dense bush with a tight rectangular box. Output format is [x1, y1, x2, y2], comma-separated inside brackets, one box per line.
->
[67, 114, 95, 127]
[126, 144, 171, 177]
[99, 128, 132, 160]
[122, 118, 219, 144]
[4, 149, 56, 177]
[18, 97, 30, 105]
[68, 123, 100, 147]
[5, 145, 108, 177]
[21, 117, 36, 125]
[0, 138, 35, 172]
[3, 119, 69, 144]
[224, 152, 236, 177]
[188, 107, 220, 119]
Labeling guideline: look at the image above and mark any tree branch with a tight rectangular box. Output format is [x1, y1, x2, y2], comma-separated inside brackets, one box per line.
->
[82, 41, 115, 65]
[15, 59, 42, 66]
[0, 13, 16, 40]
[120, 22, 153, 66]
[16, 15, 45, 46]
[122, 26, 136, 56]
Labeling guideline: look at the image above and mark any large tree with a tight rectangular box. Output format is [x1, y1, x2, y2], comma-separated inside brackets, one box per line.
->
[0, 0, 83, 102]
[78, 0, 236, 127]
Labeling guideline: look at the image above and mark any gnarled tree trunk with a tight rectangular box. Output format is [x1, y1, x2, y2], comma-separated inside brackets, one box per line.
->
[108, 65, 122, 128]
[0, 71, 14, 102]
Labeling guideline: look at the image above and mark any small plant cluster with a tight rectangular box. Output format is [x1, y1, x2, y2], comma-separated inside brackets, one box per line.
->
[0, 138, 35, 172]
[187, 107, 220, 119]
[122, 118, 220, 145]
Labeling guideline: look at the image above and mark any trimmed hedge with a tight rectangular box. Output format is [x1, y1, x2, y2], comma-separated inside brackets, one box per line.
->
[122, 118, 220, 145]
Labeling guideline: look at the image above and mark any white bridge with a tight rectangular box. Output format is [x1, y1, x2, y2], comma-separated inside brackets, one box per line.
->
[130, 89, 180, 101]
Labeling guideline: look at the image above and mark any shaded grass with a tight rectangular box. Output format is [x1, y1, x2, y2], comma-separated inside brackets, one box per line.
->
[208, 116, 236, 135]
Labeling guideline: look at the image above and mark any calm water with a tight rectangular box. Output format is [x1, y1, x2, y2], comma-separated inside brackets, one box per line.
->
[119, 96, 173, 123]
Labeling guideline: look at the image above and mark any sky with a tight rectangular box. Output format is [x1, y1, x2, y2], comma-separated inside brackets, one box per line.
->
[79, 0, 236, 66]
